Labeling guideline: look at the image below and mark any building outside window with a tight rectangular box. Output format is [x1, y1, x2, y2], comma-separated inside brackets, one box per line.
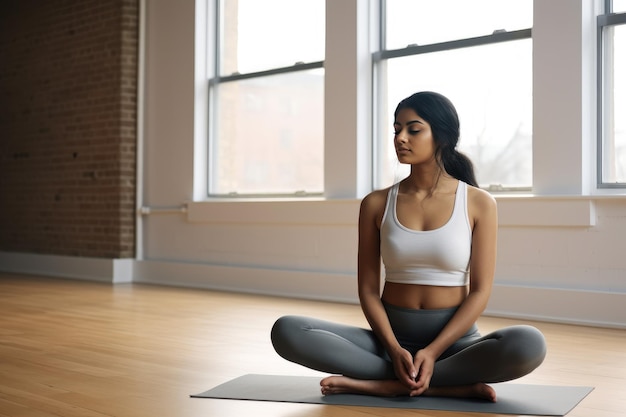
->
[208, 0, 325, 196]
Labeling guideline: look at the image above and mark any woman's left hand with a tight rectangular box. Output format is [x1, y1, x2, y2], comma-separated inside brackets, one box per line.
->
[409, 348, 436, 396]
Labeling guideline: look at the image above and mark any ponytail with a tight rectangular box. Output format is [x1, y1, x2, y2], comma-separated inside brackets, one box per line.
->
[440, 148, 478, 188]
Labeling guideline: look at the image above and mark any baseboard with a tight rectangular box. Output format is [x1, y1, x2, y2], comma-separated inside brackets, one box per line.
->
[1, 252, 624, 328]
[0, 251, 133, 283]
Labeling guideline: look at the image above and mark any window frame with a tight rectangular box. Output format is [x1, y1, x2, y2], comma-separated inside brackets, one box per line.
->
[373, 0, 533, 192]
[597, 0, 626, 188]
[206, 0, 325, 198]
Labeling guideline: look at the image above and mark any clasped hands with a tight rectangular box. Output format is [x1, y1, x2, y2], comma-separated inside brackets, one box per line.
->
[391, 347, 436, 396]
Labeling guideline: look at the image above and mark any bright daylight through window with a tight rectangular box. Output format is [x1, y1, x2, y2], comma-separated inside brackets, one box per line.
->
[207, 1, 624, 196]
[599, 1, 626, 185]
[375, 0, 533, 191]
[208, 0, 325, 196]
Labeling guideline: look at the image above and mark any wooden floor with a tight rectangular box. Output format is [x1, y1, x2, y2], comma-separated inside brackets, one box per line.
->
[0, 273, 624, 417]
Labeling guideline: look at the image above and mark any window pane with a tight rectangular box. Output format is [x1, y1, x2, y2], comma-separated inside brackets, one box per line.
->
[375, 40, 532, 189]
[220, 0, 325, 75]
[385, 0, 532, 50]
[602, 25, 626, 183]
[613, 0, 626, 13]
[210, 70, 324, 195]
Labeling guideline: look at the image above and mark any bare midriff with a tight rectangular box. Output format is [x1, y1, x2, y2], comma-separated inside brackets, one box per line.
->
[381, 282, 467, 310]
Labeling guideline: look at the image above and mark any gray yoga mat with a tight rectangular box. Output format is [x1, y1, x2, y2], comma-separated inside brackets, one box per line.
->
[191, 374, 593, 416]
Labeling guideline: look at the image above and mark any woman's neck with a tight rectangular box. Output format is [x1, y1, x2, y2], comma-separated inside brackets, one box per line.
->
[404, 164, 453, 195]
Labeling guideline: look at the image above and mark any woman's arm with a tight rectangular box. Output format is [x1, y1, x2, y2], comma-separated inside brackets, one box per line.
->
[411, 187, 498, 395]
[358, 190, 420, 389]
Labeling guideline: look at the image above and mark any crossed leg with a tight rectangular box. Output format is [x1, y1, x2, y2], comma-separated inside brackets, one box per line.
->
[271, 315, 545, 401]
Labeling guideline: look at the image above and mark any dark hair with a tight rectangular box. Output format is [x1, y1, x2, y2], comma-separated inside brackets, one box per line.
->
[394, 91, 478, 187]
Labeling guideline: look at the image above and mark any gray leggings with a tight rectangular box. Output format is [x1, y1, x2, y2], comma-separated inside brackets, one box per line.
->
[271, 302, 547, 386]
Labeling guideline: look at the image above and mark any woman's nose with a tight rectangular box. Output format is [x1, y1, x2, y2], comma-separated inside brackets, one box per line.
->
[396, 133, 407, 143]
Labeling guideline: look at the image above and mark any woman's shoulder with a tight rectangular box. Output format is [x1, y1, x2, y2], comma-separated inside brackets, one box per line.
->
[465, 183, 496, 204]
[362, 186, 392, 206]
[359, 186, 392, 218]
[465, 183, 497, 219]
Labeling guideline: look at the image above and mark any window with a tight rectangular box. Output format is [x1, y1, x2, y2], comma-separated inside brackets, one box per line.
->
[374, 0, 533, 190]
[613, 0, 626, 12]
[208, 0, 325, 196]
[598, 0, 626, 186]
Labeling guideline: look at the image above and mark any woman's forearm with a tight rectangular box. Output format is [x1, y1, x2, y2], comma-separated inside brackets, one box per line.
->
[424, 289, 490, 358]
[359, 291, 402, 354]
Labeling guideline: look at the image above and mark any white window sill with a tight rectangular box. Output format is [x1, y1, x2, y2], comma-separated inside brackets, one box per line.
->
[178, 194, 626, 228]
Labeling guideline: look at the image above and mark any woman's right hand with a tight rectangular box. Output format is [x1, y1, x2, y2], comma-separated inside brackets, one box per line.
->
[389, 346, 419, 390]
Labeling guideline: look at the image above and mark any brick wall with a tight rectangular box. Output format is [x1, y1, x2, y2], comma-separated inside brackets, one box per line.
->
[0, 0, 138, 258]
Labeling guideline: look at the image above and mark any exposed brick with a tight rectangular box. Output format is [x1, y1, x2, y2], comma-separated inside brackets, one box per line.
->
[0, 0, 138, 258]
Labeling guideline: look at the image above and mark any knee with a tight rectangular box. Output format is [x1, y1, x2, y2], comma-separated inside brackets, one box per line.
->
[271, 315, 303, 339]
[270, 315, 292, 345]
[270, 315, 306, 358]
[501, 325, 547, 371]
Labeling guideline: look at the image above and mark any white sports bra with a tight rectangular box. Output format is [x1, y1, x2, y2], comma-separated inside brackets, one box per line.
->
[380, 181, 471, 286]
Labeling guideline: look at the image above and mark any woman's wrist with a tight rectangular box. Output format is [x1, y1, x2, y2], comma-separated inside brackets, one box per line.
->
[386, 342, 406, 358]
[421, 344, 443, 360]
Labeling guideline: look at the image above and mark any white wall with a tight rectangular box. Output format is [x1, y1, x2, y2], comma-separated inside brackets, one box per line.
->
[128, 0, 626, 328]
[3, 0, 623, 328]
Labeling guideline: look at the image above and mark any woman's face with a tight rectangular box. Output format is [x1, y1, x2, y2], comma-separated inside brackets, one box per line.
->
[393, 108, 436, 165]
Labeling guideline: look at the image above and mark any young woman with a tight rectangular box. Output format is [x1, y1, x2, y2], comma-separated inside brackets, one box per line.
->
[271, 91, 546, 401]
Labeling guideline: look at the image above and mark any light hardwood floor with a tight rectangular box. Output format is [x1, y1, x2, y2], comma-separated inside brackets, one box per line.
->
[0, 273, 624, 417]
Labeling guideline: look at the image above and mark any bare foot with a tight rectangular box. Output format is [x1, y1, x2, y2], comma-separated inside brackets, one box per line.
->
[320, 376, 496, 402]
[424, 383, 497, 402]
[320, 375, 409, 397]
